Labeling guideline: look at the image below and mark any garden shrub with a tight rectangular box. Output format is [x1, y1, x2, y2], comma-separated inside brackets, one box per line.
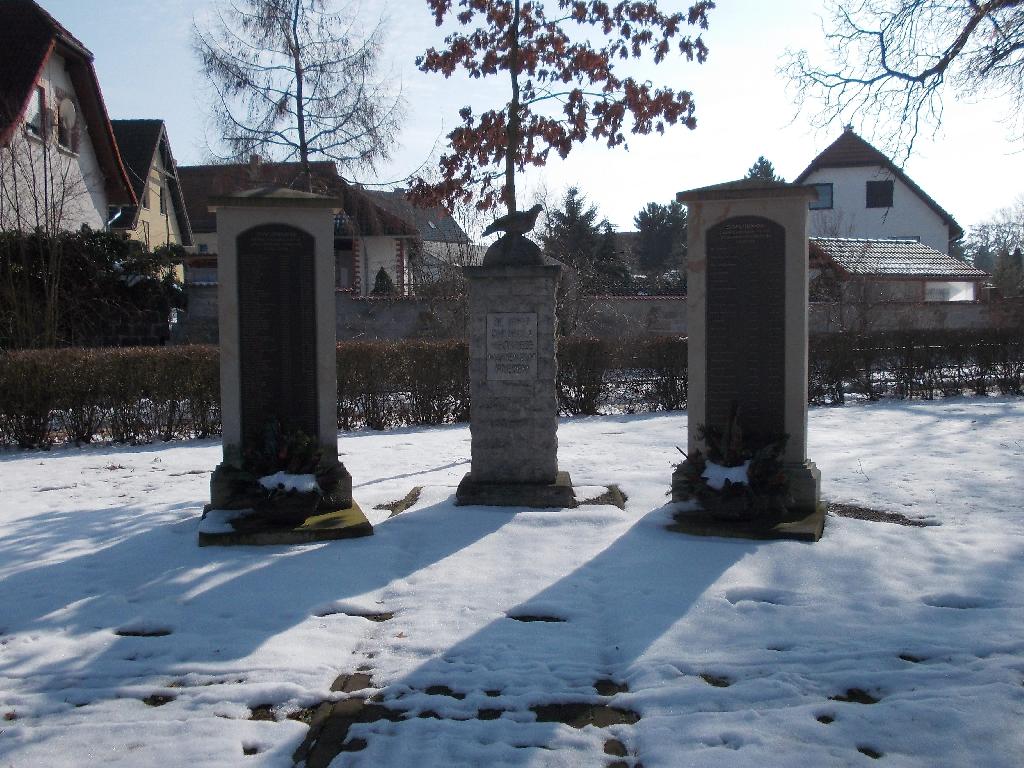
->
[0, 349, 61, 448]
[808, 334, 854, 405]
[336, 341, 404, 430]
[639, 335, 688, 411]
[557, 336, 611, 415]
[56, 349, 108, 444]
[399, 339, 469, 425]
[1, 329, 1022, 449]
[993, 330, 1024, 395]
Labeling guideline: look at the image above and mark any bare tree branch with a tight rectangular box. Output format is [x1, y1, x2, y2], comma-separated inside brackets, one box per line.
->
[783, 0, 1024, 160]
[193, 0, 405, 183]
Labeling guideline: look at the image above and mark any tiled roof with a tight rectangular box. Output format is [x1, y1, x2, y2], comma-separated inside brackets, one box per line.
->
[795, 129, 963, 241]
[810, 238, 988, 278]
[0, 1, 54, 142]
[177, 161, 417, 237]
[111, 119, 163, 201]
[109, 119, 193, 245]
[0, 0, 134, 205]
[364, 189, 468, 243]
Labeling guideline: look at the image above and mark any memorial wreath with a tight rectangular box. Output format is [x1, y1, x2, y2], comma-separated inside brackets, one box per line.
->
[675, 406, 791, 520]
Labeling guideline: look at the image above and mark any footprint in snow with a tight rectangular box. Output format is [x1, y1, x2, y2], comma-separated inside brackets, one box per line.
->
[724, 587, 792, 606]
[921, 593, 998, 609]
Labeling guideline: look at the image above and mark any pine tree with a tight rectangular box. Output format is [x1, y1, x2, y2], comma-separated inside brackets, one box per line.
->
[542, 188, 628, 292]
[745, 156, 784, 182]
[634, 201, 687, 273]
[371, 266, 396, 295]
[592, 221, 631, 292]
[542, 187, 601, 270]
[992, 248, 1024, 297]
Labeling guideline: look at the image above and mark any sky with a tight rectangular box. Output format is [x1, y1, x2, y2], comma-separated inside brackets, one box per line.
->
[41, 0, 1024, 233]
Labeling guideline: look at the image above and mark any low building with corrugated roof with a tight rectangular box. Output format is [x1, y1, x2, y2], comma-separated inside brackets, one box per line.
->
[810, 237, 988, 303]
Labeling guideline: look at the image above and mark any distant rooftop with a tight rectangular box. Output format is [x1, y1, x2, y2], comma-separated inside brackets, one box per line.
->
[364, 188, 469, 244]
[177, 161, 416, 237]
[810, 237, 987, 279]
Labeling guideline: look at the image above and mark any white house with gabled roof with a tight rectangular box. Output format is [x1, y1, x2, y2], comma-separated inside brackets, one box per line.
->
[794, 128, 963, 255]
[0, 0, 135, 233]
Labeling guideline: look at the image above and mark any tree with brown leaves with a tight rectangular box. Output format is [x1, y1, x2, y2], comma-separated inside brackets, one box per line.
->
[410, 0, 714, 216]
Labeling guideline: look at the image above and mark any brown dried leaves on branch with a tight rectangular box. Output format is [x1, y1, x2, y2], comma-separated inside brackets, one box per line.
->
[411, 1, 714, 211]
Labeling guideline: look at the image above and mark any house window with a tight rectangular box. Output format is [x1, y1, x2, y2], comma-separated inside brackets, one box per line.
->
[142, 185, 150, 209]
[198, 243, 209, 254]
[809, 183, 833, 210]
[25, 86, 45, 137]
[925, 281, 974, 302]
[159, 186, 166, 214]
[335, 245, 354, 289]
[866, 180, 894, 208]
[55, 97, 78, 152]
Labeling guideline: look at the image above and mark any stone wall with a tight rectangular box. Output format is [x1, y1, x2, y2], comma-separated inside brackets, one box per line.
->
[810, 298, 1024, 333]
[335, 292, 466, 339]
[175, 285, 1023, 344]
[568, 295, 688, 336]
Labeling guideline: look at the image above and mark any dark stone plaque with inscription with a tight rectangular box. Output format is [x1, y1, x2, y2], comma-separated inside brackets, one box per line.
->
[237, 224, 318, 449]
[705, 216, 785, 441]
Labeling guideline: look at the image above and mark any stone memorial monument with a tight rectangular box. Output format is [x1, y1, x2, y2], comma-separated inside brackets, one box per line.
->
[199, 187, 370, 545]
[671, 180, 823, 540]
[455, 216, 575, 508]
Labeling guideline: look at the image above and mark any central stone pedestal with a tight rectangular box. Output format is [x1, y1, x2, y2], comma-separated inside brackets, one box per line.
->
[455, 258, 575, 508]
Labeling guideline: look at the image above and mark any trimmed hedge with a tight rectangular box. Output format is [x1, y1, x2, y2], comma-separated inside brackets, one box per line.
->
[1, 329, 1021, 448]
[0, 346, 221, 448]
[806, 330, 1024, 405]
[336, 340, 469, 430]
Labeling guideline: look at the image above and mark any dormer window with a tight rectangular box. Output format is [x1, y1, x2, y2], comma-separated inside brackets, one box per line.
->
[25, 86, 45, 137]
[866, 180, 894, 208]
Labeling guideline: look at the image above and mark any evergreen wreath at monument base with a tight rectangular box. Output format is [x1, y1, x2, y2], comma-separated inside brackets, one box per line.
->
[673, 405, 791, 521]
[209, 421, 352, 528]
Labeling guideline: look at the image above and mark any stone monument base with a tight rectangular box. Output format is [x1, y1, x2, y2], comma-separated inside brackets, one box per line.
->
[784, 460, 821, 513]
[208, 461, 354, 522]
[482, 234, 544, 266]
[455, 471, 577, 509]
[671, 460, 822, 511]
[667, 502, 826, 542]
[197, 502, 372, 546]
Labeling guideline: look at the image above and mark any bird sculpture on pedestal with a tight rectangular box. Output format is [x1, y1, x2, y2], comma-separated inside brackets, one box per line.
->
[482, 203, 543, 237]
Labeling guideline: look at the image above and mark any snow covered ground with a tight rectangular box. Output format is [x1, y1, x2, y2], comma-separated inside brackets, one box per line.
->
[1, 398, 1022, 767]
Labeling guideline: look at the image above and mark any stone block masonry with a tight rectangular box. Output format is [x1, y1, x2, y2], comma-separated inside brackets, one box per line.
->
[465, 265, 561, 484]
[457, 261, 575, 507]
